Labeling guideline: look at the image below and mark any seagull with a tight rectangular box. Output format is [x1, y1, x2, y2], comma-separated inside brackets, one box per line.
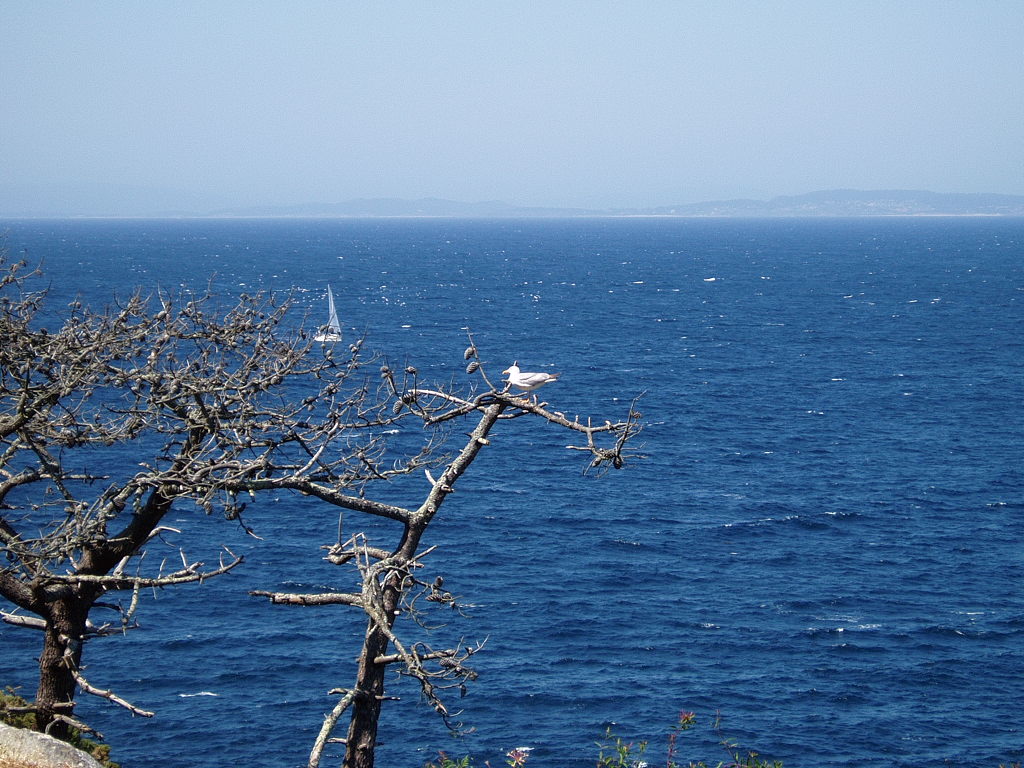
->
[502, 363, 561, 392]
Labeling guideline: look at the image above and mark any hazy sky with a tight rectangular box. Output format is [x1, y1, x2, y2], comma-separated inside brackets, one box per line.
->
[2, 1, 1022, 213]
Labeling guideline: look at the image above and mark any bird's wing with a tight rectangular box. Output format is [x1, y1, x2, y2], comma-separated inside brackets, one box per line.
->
[517, 371, 555, 386]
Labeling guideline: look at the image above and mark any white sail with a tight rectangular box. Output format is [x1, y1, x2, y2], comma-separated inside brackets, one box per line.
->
[314, 284, 343, 342]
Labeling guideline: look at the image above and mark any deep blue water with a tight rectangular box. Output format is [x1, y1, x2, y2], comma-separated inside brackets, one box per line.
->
[1, 217, 1022, 768]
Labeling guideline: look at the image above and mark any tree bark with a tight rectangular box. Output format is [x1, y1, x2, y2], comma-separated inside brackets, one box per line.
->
[342, 617, 392, 767]
[342, 528, 419, 768]
[34, 593, 91, 738]
[340, 403, 508, 768]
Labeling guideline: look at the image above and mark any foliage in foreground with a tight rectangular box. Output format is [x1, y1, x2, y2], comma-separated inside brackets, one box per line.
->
[424, 711, 783, 768]
[1, 687, 119, 768]
[424, 708, 1023, 768]
[594, 711, 783, 768]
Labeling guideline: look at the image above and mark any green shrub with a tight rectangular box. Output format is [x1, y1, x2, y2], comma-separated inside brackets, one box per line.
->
[423, 712, 781, 768]
[1, 687, 119, 768]
[595, 711, 783, 768]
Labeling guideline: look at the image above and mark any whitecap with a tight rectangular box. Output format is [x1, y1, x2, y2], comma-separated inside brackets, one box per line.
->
[179, 691, 219, 698]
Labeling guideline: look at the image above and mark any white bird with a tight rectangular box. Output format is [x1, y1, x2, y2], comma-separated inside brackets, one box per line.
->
[502, 363, 560, 392]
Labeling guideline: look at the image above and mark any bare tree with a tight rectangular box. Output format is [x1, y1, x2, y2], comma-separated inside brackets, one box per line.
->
[0, 252, 407, 738]
[1, 246, 642, 767]
[251, 342, 644, 768]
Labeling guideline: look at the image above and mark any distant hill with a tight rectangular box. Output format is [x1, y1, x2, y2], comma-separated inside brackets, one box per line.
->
[213, 190, 1024, 218]
[3, 188, 1024, 219]
[208, 197, 594, 218]
[644, 189, 1024, 217]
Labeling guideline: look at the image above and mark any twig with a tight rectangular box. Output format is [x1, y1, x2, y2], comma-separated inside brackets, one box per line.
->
[71, 669, 154, 718]
[308, 688, 358, 768]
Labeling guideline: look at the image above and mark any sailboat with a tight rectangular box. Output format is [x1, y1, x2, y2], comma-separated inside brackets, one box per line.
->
[313, 284, 343, 342]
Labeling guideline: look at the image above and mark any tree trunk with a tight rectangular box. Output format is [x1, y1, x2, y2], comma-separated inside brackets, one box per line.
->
[342, 616, 393, 768]
[342, 403, 507, 768]
[343, 528, 422, 768]
[34, 595, 90, 739]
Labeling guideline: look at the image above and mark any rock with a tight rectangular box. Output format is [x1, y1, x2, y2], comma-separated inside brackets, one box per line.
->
[0, 722, 104, 768]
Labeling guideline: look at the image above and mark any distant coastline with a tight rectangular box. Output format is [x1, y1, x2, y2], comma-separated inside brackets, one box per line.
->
[3, 189, 1024, 219]
[182, 189, 1024, 218]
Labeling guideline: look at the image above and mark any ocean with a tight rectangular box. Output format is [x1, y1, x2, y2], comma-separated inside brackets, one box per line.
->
[0, 217, 1021, 768]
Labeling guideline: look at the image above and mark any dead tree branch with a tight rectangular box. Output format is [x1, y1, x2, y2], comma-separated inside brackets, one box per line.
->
[69, 669, 155, 719]
[255, 337, 643, 768]
[2, 249, 446, 738]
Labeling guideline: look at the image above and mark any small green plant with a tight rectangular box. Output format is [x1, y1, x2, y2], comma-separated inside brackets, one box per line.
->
[1, 686, 38, 730]
[1, 686, 120, 768]
[595, 710, 782, 768]
[594, 726, 649, 767]
[423, 746, 532, 768]
[710, 711, 784, 768]
[424, 753, 474, 768]
[666, 710, 697, 766]
[424, 711, 779, 768]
